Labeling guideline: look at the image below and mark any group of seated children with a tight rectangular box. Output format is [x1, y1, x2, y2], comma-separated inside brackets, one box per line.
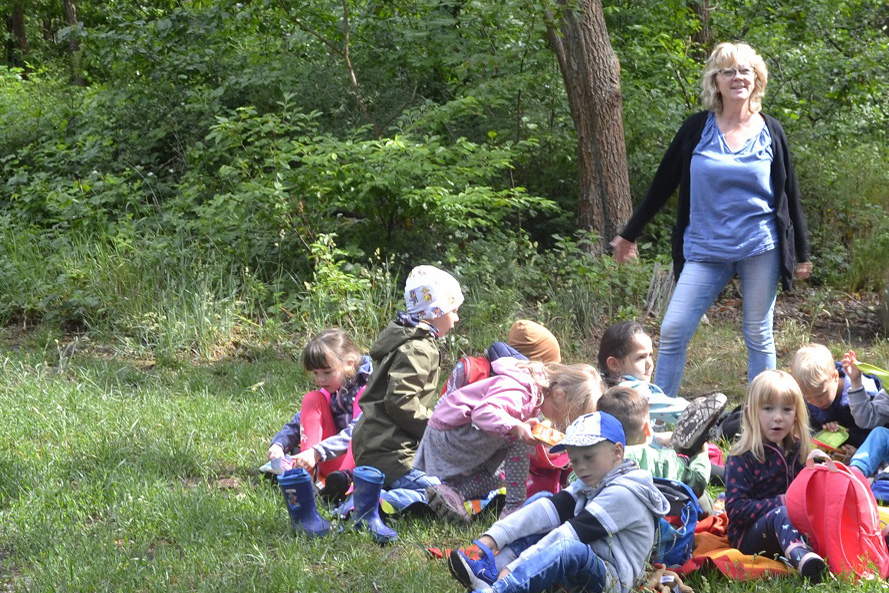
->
[267, 264, 889, 592]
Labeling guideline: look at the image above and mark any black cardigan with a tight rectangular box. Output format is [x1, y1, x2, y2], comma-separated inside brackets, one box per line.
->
[619, 111, 810, 291]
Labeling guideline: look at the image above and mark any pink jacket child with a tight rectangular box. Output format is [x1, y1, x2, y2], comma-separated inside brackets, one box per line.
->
[415, 357, 601, 523]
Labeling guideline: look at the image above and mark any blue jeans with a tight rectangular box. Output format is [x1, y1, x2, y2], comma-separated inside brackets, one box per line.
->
[388, 468, 440, 491]
[490, 538, 608, 593]
[851, 427, 889, 477]
[654, 249, 779, 397]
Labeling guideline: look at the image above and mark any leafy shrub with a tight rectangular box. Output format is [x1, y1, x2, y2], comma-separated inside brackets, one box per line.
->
[795, 140, 889, 289]
[175, 100, 558, 271]
[289, 234, 400, 341]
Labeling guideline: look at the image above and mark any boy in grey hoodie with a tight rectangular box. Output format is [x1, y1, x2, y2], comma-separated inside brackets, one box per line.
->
[449, 412, 669, 593]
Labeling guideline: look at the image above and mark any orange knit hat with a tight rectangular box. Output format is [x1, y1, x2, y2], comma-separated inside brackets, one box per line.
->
[507, 320, 561, 363]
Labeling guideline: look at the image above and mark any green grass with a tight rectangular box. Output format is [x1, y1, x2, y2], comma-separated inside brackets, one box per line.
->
[2, 322, 888, 592]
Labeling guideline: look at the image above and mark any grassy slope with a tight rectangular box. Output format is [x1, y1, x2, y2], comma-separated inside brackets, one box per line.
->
[1, 320, 888, 592]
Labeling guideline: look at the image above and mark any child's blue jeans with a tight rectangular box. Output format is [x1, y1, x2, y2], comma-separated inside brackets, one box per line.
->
[850, 426, 889, 477]
[388, 468, 440, 491]
[489, 536, 608, 593]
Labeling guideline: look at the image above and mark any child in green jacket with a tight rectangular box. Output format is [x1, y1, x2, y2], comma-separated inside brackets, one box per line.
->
[596, 385, 713, 514]
[351, 265, 463, 490]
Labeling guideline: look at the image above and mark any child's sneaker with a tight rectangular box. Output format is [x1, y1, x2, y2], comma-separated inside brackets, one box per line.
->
[448, 540, 499, 591]
[426, 483, 471, 525]
[672, 392, 727, 456]
[797, 551, 826, 584]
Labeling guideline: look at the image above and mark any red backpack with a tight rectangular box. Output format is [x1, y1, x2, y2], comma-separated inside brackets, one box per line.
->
[786, 450, 889, 579]
[440, 356, 492, 397]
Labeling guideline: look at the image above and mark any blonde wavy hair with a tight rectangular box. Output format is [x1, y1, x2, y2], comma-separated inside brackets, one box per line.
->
[700, 42, 768, 114]
[526, 362, 603, 431]
[731, 370, 812, 462]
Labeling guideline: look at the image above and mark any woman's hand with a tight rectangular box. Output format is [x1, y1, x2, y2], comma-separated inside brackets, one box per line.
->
[609, 236, 638, 263]
[795, 261, 813, 279]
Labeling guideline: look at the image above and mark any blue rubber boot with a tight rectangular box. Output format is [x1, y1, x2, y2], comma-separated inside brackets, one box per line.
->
[277, 468, 331, 538]
[352, 466, 398, 544]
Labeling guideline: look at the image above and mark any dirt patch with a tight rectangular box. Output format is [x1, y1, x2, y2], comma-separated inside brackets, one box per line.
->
[0, 547, 21, 592]
[214, 477, 241, 490]
[704, 287, 884, 346]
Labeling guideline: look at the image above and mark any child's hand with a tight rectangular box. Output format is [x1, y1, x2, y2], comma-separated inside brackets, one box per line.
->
[509, 420, 537, 444]
[653, 431, 672, 448]
[840, 443, 857, 455]
[291, 449, 320, 470]
[477, 535, 499, 553]
[498, 568, 512, 580]
[823, 421, 840, 432]
[268, 444, 285, 461]
[832, 443, 857, 465]
[842, 350, 863, 389]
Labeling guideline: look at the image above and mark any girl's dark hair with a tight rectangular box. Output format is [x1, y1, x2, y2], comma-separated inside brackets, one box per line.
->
[597, 321, 646, 386]
[301, 329, 361, 376]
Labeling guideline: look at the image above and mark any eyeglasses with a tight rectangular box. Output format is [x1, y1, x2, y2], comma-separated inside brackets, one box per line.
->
[719, 67, 754, 79]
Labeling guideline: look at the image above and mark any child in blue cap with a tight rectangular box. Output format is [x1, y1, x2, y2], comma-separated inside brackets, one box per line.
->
[448, 411, 669, 593]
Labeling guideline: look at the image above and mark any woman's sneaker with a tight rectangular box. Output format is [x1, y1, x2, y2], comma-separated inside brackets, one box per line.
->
[426, 483, 472, 525]
[671, 392, 727, 456]
[448, 540, 499, 590]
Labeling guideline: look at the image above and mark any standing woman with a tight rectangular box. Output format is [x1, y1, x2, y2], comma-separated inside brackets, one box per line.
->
[610, 42, 812, 397]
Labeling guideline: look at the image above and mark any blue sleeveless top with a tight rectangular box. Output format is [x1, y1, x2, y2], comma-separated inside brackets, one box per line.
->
[684, 112, 777, 262]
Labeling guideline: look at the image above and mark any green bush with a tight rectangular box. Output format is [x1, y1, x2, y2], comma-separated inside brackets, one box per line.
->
[795, 141, 889, 289]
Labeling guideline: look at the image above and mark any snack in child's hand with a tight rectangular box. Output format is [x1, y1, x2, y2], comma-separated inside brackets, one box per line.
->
[812, 426, 849, 453]
[532, 422, 564, 446]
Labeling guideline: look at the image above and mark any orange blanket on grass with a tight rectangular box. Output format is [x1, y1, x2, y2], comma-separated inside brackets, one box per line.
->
[675, 514, 791, 580]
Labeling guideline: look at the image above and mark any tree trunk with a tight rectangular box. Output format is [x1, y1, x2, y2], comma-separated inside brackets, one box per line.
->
[4, 2, 28, 67]
[881, 271, 889, 335]
[63, 0, 85, 86]
[689, 0, 713, 60]
[545, 0, 631, 252]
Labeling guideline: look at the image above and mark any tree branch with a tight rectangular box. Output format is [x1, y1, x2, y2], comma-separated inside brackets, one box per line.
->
[275, 0, 343, 56]
[276, 0, 381, 138]
[340, 0, 381, 138]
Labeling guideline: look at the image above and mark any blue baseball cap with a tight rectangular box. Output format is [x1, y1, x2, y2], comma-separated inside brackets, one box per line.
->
[550, 412, 626, 453]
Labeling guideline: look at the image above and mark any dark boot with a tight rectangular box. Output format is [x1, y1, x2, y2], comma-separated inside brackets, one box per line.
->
[352, 466, 398, 544]
[277, 468, 331, 538]
[786, 542, 826, 584]
[319, 470, 352, 504]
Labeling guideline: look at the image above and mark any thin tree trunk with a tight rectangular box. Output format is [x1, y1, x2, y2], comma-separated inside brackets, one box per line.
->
[63, 0, 85, 86]
[545, 0, 632, 251]
[5, 2, 28, 67]
[689, 0, 713, 60]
